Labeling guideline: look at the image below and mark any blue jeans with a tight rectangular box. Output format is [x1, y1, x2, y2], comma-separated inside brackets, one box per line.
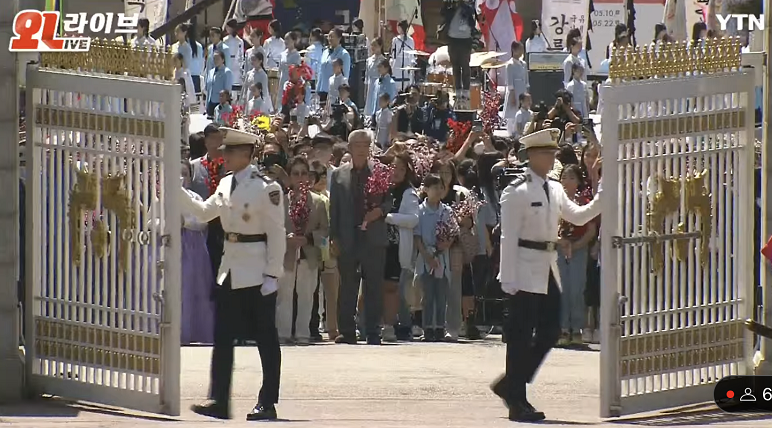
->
[421, 273, 448, 329]
[397, 269, 414, 327]
[557, 246, 588, 331]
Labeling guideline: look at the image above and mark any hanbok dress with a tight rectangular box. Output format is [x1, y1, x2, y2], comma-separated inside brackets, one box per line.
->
[364, 54, 386, 116]
[180, 189, 215, 344]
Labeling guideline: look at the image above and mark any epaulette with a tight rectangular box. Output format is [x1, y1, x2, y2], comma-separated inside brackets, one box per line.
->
[508, 173, 530, 190]
[250, 170, 274, 183]
[224, 171, 233, 176]
[548, 176, 560, 182]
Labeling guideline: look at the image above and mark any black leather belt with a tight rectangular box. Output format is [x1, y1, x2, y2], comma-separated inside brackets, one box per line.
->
[225, 233, 267, 243]
[518, 239, 557, 252]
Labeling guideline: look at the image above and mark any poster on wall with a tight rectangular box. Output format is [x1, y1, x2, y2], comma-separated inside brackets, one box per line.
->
[541, 0, 591, 51]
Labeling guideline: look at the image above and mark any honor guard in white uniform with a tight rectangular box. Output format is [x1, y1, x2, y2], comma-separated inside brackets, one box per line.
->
[179, 127, 286, 421]
[490, 128, 602, 422]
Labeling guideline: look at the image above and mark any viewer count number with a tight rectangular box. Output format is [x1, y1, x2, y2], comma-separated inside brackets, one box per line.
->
[714, 376, 772, 412]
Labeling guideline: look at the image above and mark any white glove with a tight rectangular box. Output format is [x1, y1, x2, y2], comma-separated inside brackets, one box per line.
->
[501, 282, 519, 295]
[261, 276, 278, 295]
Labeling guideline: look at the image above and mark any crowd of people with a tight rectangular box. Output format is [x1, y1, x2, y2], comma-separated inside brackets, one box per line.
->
[180, 108, 603, 348]
[155, 6, 616, 350]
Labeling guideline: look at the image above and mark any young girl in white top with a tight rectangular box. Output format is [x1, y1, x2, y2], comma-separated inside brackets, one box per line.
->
[566, 63, 589, 119]
[243, 51, 273, 113]
[511, 93, 533, 138]
[173, 53, 196, 107]
[503, 41, 528, 127]
[374, 93, 393, 150]
[327, 58, 348, 109]
[247, 83, 269, 116]
[262, 19, 285, 69]
[525, 20, 549, 53]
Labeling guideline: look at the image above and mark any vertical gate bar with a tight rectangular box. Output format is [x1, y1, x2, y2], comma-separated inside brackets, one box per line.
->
[741, 74, 756, 375]
[25, 69, 40, 386]
[600, 80, 622, 417]
[160, 84, 182, 416]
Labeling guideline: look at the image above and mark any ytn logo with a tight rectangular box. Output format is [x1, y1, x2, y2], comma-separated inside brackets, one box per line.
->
[716, 14, 765, 31]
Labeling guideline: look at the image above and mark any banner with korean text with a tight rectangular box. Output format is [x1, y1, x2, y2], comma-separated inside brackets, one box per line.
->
[541, 0, 591, 51]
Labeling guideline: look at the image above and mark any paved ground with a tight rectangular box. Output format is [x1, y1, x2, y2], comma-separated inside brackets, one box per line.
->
[1, 337, 772, 427]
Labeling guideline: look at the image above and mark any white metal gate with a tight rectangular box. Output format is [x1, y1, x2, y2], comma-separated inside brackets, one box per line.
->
[599, 39, 756, 417]
[24, 44, 182, 415]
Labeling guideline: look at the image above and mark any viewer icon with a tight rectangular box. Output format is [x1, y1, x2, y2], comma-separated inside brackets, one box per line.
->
[740, 388, 757, 402]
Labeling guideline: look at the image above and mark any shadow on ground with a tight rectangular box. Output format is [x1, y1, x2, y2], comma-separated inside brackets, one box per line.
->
[0, 396, 178, 422]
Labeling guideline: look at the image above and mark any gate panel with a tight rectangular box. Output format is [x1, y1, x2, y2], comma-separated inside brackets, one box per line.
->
[24, 60, 181, 415]
[599, 41, 755, 417]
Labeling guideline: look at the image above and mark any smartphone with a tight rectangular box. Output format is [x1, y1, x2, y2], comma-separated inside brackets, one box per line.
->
[581, 119, 596, 137]
[472, 119, 483, 133]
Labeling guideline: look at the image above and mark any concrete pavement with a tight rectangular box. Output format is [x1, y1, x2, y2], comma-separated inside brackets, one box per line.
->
[1, 337, 771, 427]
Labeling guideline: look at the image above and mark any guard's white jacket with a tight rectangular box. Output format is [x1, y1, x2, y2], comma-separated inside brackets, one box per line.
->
[498, 169, 601, 295]
[178, 164, 286, 291]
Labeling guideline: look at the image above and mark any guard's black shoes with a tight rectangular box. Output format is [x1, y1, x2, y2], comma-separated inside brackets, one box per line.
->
[246, 403, 278, 421]
[508, 401, 546, 422]
[489, 375, 511, 408]
[366, 335, 382, 345]
[191, 400, 230, 419]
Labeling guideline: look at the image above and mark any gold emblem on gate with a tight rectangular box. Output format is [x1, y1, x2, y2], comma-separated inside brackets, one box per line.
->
[647, 170, 713, 273]
[69, 169, 137, 271]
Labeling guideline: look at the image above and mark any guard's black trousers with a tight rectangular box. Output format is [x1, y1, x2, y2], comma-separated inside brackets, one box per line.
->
[209, 275, 281, 406]
[495, 272, 561, 403]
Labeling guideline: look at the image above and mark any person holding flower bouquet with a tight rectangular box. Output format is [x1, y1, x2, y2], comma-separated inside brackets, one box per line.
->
[413, 173, 457, 342]
[382, 153, 420, 342]
[276, 156, 329, 345]
[329, 130, 393, 345]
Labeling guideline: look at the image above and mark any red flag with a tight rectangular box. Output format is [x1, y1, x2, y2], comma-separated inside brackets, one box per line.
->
[761, 235, 772, 265]
[480, 0, 524, 53]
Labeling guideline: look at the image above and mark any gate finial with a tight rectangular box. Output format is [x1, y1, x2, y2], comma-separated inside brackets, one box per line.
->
[609, 37, 742, 81]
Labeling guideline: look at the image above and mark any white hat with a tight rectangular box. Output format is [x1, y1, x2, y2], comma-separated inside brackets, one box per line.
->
[217, 127, 259, 149]
[521, 128, 561, 150]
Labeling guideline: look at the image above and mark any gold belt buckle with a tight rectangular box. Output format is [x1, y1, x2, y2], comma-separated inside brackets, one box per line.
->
[546, 242, 556, 251]
[227, 233, 238, 243]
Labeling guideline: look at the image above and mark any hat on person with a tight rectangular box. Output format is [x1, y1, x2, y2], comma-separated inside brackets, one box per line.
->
[217, 127, 259, 150]
[520, 128, 561, 151]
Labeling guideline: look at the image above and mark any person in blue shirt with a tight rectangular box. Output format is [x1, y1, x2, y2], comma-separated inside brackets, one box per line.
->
[175, 23, 204, 93]
[423, 92, 456, 143]
[305, 28, 325, 89]
[214, 90, 234, 125]
[413, 173, 454, 342]
[205, 51, 234, 118]
[205, 27, 231, 80]
[317, 28, 351, 105]
[366, 59, 397, 115]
